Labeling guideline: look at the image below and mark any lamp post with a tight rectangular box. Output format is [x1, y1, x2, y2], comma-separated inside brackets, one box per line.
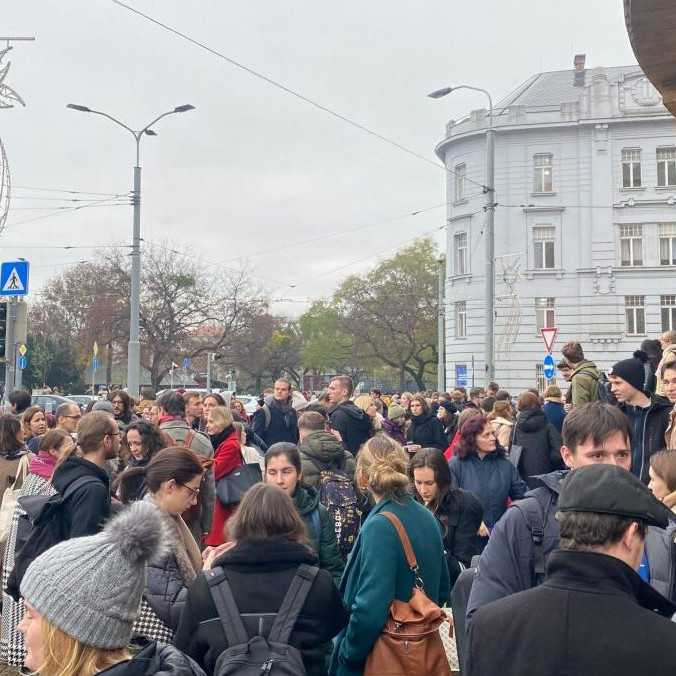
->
[429, 85, 495, 382]
[66, 103, 195, 397]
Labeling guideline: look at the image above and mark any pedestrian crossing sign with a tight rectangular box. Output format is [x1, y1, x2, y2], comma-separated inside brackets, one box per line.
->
[0, 260, 29, 296]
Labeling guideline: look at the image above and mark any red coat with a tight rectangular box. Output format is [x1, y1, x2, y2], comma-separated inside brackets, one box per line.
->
[205, 430, 242, 546]
[444, 429, 461, 461]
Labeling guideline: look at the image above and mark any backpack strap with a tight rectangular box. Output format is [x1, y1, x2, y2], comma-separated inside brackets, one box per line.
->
[309, 509, 321, 542]
[182, 430, 196, 449]
[205, 566, 249, 647]
[379, 512, 424, 588]
[263, 404, 272, 431]
[61, 475, 100, 501]
[268, 564, 319, 645]
[511, 495, 551, 585]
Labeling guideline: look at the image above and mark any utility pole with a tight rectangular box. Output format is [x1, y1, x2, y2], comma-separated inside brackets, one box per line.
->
[206, 353, 214, 393]
[437, 256, 446, 392]
[3, 299, 15, 402]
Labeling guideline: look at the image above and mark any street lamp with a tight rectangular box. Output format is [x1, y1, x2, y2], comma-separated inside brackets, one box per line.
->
[428, 84, 496, 382]
[66, 102, 195, 397]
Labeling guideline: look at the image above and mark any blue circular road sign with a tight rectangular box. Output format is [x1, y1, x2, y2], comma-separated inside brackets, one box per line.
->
[543, 353, 555, 379]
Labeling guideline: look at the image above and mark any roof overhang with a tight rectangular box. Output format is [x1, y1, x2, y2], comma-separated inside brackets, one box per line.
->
[625, 0, 676, 116]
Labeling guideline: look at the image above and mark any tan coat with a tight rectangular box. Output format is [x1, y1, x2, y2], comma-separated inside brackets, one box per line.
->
[0, 453, 26, 502]
[666, 407, 676, 451]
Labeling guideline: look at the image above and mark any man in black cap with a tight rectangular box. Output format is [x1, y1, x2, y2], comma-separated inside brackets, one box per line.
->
[608, 351, 671, 483]
[467, 464, 676, 676]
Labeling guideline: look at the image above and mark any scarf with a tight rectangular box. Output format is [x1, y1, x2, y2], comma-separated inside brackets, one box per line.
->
[210, 426, 235, 450]
[29, 450, 58, 480]
[158, 414, 183, 426]
[143, 494, 202, 584]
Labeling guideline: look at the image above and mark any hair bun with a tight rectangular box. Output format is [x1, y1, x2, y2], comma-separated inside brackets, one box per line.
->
[633, 350, 649, 364]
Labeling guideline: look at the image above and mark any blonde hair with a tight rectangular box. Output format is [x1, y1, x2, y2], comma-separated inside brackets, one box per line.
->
[357, 434, 409, 499]
[353, 395, 375, 412]
[487, 400, 512, 421]
[208, 405, 234, 429]
[38, 617, 129, 676]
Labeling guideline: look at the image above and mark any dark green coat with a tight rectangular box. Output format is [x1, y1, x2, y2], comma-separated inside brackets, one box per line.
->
[293, 483, 345, 587]
[298, 431, 356, 490]
[330, 495, 450, 676]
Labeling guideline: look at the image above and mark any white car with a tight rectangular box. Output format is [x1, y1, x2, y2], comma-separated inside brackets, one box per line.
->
[236, 395, 260, 416]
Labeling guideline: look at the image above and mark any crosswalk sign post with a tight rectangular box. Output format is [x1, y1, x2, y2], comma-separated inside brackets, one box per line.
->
[1, 262, 30, 402]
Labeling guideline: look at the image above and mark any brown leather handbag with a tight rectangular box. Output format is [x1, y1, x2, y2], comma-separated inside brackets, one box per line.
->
[364, 511, 452, 676]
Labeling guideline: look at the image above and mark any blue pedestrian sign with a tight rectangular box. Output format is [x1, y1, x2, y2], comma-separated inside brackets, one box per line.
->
[17, 355, 27, 370]
[0, 261, 29, 296]
[543, 353, 556, 380]
[183, 357, 191, 370]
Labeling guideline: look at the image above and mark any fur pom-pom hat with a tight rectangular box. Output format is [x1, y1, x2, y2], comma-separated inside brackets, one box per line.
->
[20, 500, 169, 649]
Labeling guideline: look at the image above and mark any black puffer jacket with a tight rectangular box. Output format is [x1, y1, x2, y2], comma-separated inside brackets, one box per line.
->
[99, 641, 206, 675]
[407, 412, 448, 450]
[174, 536, 348, 676]
[512, 408, 563, 488]
[328, 401, 373, 455]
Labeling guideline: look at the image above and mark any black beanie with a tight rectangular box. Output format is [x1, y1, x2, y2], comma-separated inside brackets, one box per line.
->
[609, 351, 648, 393]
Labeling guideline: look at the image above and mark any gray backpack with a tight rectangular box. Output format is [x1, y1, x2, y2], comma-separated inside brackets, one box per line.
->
[206, 563, 319, 676]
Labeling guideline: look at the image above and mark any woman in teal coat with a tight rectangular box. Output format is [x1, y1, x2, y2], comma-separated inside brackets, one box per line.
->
[330, 434, 450, 676]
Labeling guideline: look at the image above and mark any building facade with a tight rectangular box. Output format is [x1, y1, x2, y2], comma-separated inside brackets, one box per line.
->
[435, 57, 676, 393]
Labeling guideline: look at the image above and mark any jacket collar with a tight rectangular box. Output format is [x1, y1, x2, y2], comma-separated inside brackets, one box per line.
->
[545, 549, 676, 618]
[216, 536, 318, 568]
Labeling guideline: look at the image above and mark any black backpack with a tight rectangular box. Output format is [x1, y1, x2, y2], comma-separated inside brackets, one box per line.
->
[206, 563, 319, 676]
[577, 369, 616, 405]
[5, 475, 98, 602]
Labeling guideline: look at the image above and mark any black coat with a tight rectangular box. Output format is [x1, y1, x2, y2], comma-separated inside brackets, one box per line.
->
[99, 641, 206, 675]
[512, 408, 563, 488]
[467, 550, 676, 676]
[251, 397, 299, 447]
[173, 536, 348, 676]
[51, 456, 111, 538]
[328, 401, 373, 455]
[434, 489, 483, 585]
[407, 412, 448, 450]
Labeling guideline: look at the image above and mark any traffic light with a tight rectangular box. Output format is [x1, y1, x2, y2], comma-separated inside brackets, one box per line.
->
[0, 301, 7, 360]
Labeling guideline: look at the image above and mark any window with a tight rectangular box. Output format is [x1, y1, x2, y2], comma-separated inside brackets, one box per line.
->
[659, 223, 676, 265]
[455, 301, 467, 338]
[533, 226, 555, 269]
[662, 295, 676, 332]
[619, 224, 643, 266]
[621, 149, 642, 188]
[535, 363, 555, 392]
[533, 154, 553, 193]
[657, 147, 676, 187]
[453, 232, 468, 275]
[535, 297, 555, 332]
[454, 164, 466, 201]
[625, 296, 646, 336]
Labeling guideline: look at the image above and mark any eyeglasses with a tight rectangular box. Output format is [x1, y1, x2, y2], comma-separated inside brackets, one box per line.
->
[112, 400, 124, 405]
[180, 483, 200, 498]
[63, 415, 82, 420]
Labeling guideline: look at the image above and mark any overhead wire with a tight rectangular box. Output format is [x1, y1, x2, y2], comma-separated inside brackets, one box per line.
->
[13, 185, 126, 197]
[109, 0, 488, 192]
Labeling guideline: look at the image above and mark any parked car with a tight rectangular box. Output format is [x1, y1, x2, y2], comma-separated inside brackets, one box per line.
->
[66, 394, 97, 411]
[236, 395, 259, 416]
[31, 394, 77, 415]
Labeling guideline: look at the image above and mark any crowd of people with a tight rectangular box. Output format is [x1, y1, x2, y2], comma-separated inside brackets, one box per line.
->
[0, 329, 672, 674]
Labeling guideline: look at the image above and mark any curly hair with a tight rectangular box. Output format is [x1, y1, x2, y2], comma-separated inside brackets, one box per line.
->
[455, 414, 502, 460]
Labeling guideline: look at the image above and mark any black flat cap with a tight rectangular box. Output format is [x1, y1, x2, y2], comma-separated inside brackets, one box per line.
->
[558, 464, 674, 529]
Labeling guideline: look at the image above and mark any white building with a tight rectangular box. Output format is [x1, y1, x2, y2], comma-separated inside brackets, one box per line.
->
[434, 56, 676, 394]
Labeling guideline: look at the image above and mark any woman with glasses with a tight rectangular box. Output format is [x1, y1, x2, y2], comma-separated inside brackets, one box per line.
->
[116, 446, 208, 643]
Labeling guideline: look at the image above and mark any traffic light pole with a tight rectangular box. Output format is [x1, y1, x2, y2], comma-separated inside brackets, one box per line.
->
[3, 298, 16, 404]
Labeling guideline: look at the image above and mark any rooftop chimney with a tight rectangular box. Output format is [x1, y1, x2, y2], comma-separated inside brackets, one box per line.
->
[574, 54, 586, 87]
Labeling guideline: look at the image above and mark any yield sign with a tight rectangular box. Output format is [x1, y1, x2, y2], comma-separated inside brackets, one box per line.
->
[541, 327, 558, 353]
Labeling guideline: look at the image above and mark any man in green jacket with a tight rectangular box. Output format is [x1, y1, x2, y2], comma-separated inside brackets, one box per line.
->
[562, 341, 600, 407]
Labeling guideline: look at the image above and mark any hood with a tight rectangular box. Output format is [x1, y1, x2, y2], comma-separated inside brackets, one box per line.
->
[99, 641, 207, 675]
[217, 535, 318, 569]
[619, 395, 673, 415]
[650, 394, 674, 412]
[299, 431, 345, 464]
[293, 482, 320, 515]
[265, 394, 294, 411]
[571, 360, 598, 377]
[330, 400, 368, 422]
[517, 407, 548, 433]
[491, 416, 513, 427]
[52, 455, 109, 494]
[526, 469, 569, 496]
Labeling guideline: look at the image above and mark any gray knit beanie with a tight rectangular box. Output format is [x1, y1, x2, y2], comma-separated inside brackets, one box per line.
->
[20, 501, 168, 649]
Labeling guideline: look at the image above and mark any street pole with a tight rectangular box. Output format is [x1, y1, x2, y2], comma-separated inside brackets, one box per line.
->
[92, 359, 97, 396]
[437, 256, 446, 392]
[206, 353, 213, 393]
[485, 104, 496, 383]
[4, 299, 16, 401]
[428, 84, 495, 383]
[65, 103, 195, 399]
[170, 366, 174, 390]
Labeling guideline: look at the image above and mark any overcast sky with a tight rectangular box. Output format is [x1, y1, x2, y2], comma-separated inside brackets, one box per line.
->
[2, 0, 637, 316]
